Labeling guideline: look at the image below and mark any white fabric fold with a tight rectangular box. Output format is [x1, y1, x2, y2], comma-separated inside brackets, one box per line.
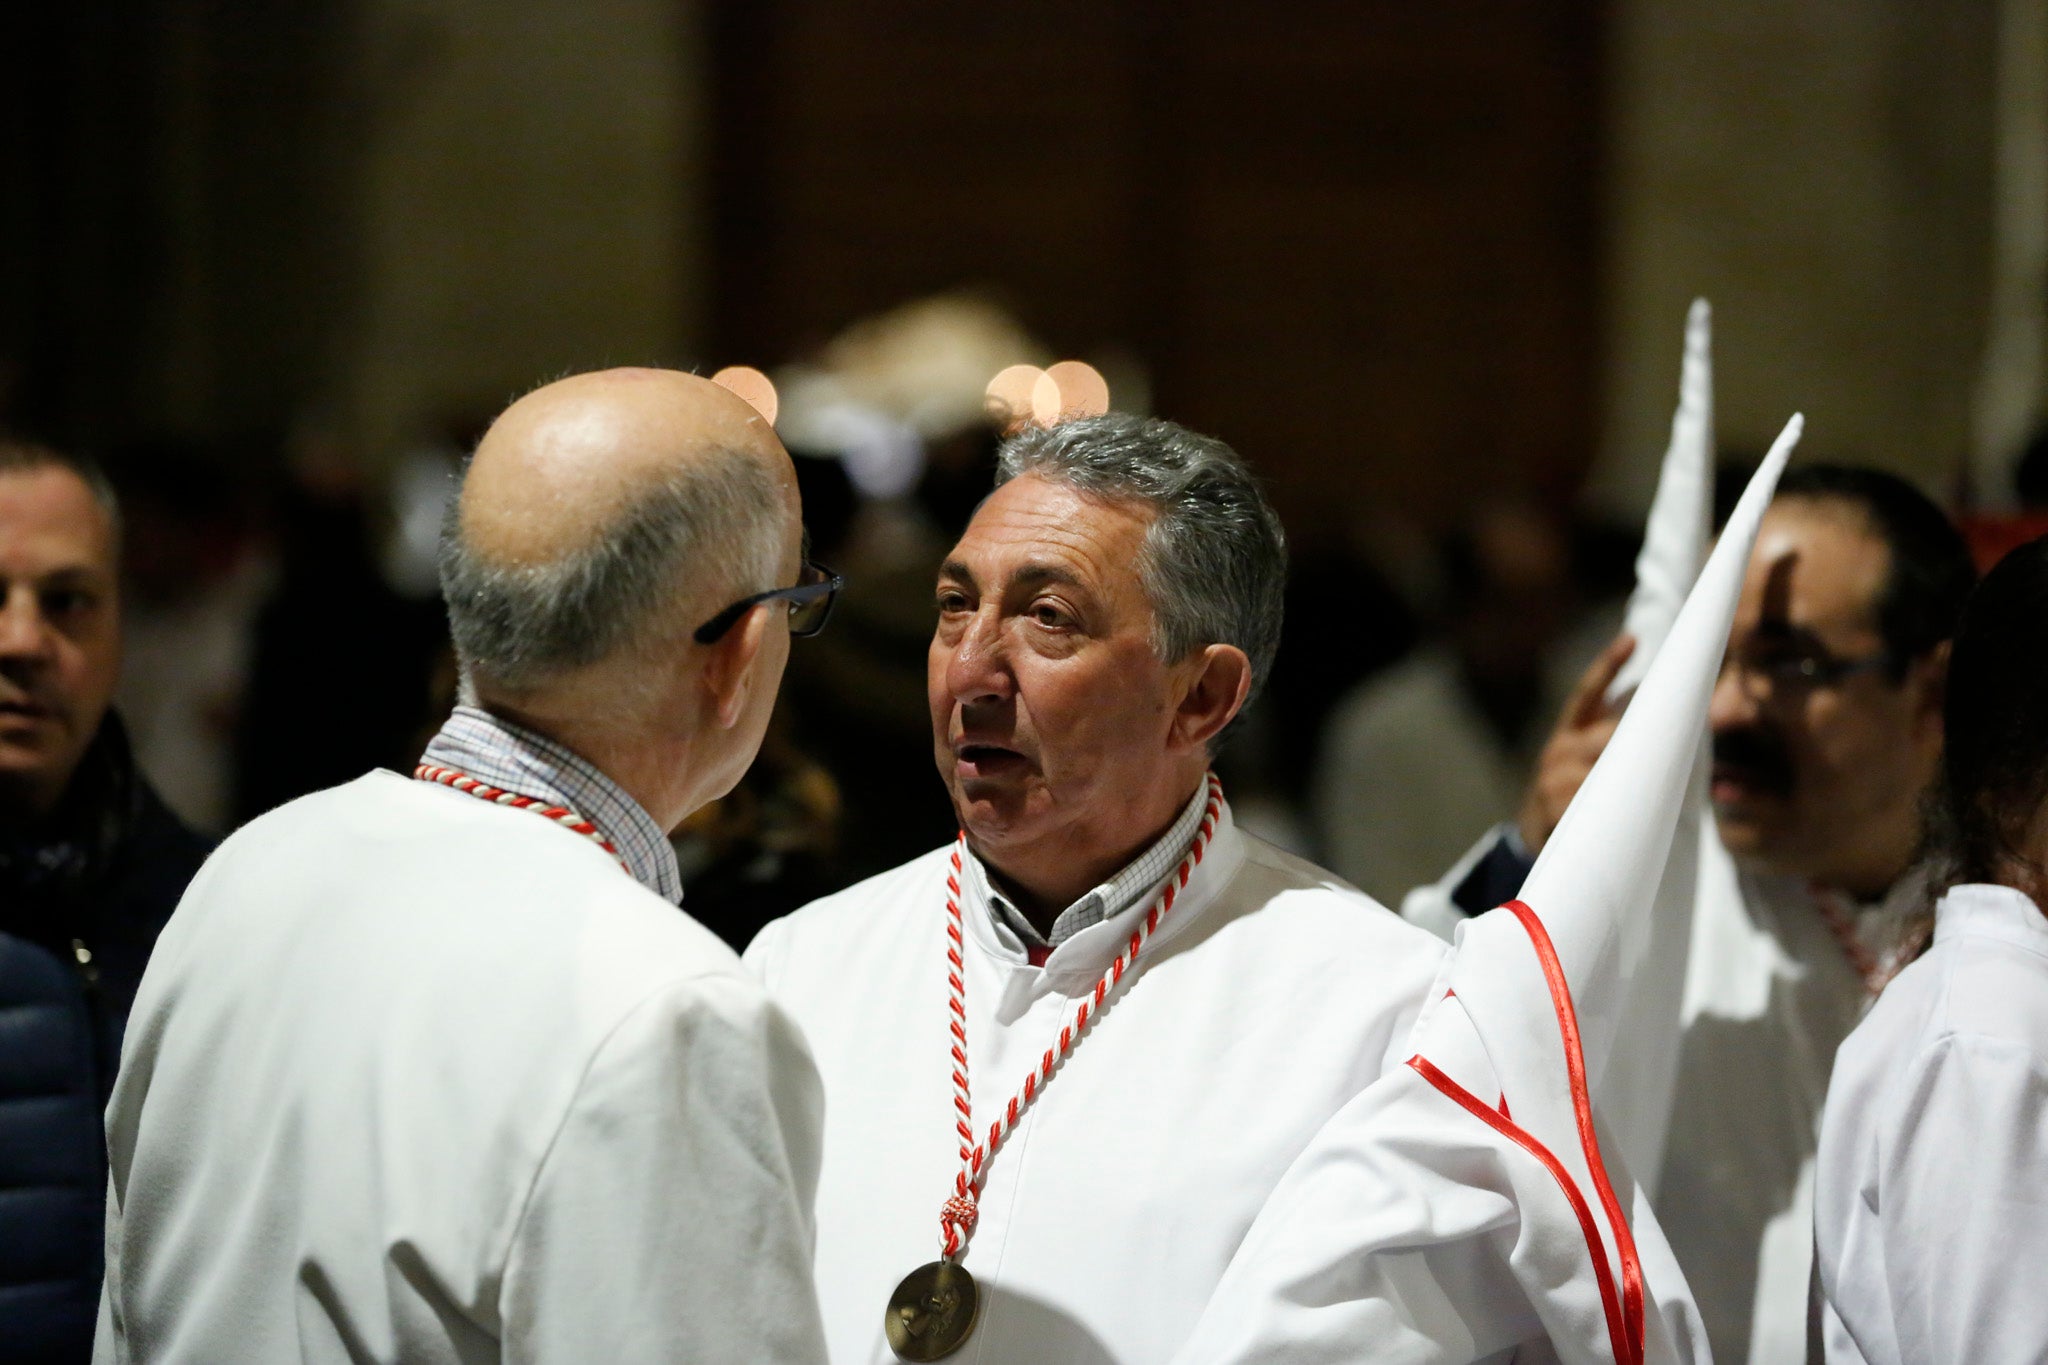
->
[1611, 297, 1714, 704]
[1181, 415, 1803, 1365]
[1590, 297, 1715, 1187]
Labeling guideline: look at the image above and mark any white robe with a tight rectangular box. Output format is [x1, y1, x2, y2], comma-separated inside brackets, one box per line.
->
[96, 771, 827, 1364]
[1661, 832, 1923, 1364]
[1815, 882, 2048, 1364]
[743, 802, 1449, 1364]
[1406, 820, 1926, 1362]
[1172, 981, 1708, 1365]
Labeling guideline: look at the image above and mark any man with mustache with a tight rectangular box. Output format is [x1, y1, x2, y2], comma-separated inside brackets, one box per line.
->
[0, 439, 210, 1363]
[1413, 465, 1976, 1362]
[745, 414, 1450, 1362]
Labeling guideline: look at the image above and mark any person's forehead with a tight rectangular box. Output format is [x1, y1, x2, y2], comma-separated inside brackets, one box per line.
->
[946, 475, 1153, 590]
[0, 466, 116, 572]
[1738, 500, 1888, 634]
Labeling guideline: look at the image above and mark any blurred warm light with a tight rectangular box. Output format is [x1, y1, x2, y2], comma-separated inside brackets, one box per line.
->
[986, 358, 1115, 430]
[1045, 359, 1110, 420]
[711, 365, 779, 426]
[984, 364, 1047, 431]
[825, 295, 1050, 441]
[1030, 369, 1064, 426]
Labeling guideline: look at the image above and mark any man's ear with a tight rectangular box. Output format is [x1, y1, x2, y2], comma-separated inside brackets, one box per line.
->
[1169, 644, 1252, 753]
[1914, 640, 1952, 726]
[701, 603, 771, 730]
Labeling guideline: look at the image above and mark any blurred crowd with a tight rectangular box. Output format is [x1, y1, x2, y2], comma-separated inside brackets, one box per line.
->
[11, 296, 1683, 955]
[15, 291, 2048, 1363]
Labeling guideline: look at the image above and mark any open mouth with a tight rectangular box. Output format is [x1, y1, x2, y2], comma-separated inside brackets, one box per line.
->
[1709, 759, 1791, 804]
[0, 699, 51, 722]
[953, 742, 1029, 777]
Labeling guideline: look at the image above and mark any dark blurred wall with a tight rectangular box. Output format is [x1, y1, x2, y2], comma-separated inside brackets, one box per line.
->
[1594, 0, 1999, 511]
[1, 0, 698, 464]
[709, 2, 1606, 548]
[6, 3, 2013, 516]
[0, 3, 364, 453]
[0, 1, 704, 836]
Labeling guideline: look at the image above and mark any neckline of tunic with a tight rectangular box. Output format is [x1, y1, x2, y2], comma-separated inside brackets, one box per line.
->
[954, 799, 1247, 998]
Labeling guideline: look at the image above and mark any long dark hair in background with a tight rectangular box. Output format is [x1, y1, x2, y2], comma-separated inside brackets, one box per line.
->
[1928, 533, 2048, 899]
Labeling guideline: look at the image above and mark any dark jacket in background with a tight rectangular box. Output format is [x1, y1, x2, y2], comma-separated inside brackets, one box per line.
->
[0, 716, 209, 1363]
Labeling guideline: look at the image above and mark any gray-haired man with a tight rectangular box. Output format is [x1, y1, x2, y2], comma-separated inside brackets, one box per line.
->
[745, 414, 1448, 1363]
[98, 370, 835, 1363]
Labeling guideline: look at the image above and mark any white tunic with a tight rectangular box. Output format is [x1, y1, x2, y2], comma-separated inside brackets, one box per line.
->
[1658, 832, 1922, 1364]
[1174, 984, 1710, 1365]
[96, 771, 828, 1364]
[1408, 819, 1924, 1363]
[744, 801, 1448, 1364]
[1814, 882, 2048, 1364]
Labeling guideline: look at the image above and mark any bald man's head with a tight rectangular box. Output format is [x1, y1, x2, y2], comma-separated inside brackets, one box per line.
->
[440, 368, 798, 694]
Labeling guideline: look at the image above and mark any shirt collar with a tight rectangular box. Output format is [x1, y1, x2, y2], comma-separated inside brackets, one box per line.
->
[964, 778, 1212, 955]
[1934, 882, 2048, 950]
[420, 705, 684, 904]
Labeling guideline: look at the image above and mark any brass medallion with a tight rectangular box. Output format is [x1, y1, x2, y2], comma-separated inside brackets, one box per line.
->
[884, 1260, 979, 1361]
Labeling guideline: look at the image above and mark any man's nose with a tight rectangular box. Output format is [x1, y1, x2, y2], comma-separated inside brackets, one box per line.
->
[0, 588, 52, 661]
[944, 608, 1013, 705]
[1707, 657, 1756, 733]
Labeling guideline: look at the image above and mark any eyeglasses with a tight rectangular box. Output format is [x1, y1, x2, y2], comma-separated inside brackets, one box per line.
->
[1721, 645, 1893, 699]
[693, 559, 843, 644]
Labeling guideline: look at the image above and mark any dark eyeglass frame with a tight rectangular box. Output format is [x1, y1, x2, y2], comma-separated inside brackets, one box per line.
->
[1724, 646, 1894, 697]
[692, 559, 843, 644]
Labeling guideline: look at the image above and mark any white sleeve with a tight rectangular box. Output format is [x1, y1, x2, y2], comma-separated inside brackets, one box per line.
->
[1872, 1034, 2048, 1362]
[1172, 1057, 1542, 1365]
[93, 1171, 126, 1364]
[501, 973, 827, 1364]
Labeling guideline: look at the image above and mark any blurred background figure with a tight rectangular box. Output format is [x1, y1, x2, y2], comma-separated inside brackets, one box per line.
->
[1313, 499, 1609, 903]
[231, 426, 448, 825]
[0, 439, 209, 1364]
[1816, 532, 2048, 1364]
[105, 436, 270, 834]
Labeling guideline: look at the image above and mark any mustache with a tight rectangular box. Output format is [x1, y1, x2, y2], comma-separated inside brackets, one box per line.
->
[0, 661, 57, 707]
[1712, 727, 1794, 794]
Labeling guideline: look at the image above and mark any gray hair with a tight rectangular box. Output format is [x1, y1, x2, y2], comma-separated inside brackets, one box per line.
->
[0, 437, 122, 538]
[995, 413, 1287, 717]
[438, 446, 784, 692]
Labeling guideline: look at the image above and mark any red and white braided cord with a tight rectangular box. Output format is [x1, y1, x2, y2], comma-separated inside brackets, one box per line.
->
[936, 772, 1224, 1260]
[414, 763, 628, 872]
[1810, 883, 1918, 997]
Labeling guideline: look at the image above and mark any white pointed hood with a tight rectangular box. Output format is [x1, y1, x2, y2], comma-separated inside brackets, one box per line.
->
[1428, 416, 1800, 1362]
[1439, 416, 1802, 1356]
[1611, 298, 1715, 703]
[1587, 299, 1716, 1186]
[1465, 414, 1799, 1084]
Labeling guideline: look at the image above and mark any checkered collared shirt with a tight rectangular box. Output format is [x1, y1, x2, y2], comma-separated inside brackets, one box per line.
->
[965, 778, 1212, 956]
[420, 705, 684, 905]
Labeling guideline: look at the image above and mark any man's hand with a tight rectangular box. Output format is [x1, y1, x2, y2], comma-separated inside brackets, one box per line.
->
[1515, 633, 1636, 856]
